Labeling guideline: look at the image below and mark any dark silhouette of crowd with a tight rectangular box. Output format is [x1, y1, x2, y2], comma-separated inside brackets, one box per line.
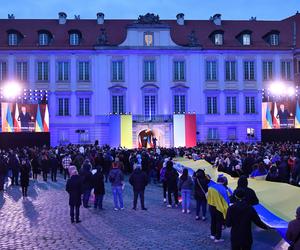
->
[1, 141, 300, 249]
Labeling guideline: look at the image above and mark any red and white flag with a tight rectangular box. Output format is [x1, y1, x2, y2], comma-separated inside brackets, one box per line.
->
[43, 104, 49, 132]
[14, 103, 21, 132]
[273, 102, 280, 129]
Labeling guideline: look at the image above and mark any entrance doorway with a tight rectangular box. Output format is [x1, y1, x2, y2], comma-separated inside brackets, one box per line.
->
[138, 129, 155, 148]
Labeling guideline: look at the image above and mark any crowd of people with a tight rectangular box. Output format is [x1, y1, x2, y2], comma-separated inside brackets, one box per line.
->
[0, 142, 300, 249]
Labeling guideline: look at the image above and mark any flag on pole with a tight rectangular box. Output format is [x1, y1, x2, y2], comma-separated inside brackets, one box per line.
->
[43, 104, 49, 132]
[6, 105, 14, 132]
[14, 103, 21, 132]
[272, 102, 280, 129]
[266, 103, 273, 129]
[295, 101, 300, 128]
[35, 104, 43, 132]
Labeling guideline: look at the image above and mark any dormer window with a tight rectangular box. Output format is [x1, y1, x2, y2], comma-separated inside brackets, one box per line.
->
[38, 32, 50, 46]
[214, 33, 223, 45]
[242, 34, 251, 45]
[144, 32, 154, 46]
[270, 33, 279, 46]
[8, 32, 18, 46]
[69, 31, 81, 46]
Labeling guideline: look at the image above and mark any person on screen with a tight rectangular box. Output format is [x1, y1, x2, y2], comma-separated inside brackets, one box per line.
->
[18, 106, 32, 132]
[277, 104, 289, 128]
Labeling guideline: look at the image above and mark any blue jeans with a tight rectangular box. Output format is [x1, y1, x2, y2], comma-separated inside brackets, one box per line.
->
[94, 194, 104, 209]
[196, 199, 207, 217]
[181, 189, 191, 210]
[112, 186, 124, 209]
[82, 189, 91, 207]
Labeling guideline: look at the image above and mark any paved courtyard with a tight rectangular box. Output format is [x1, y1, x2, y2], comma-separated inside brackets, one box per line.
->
[0, 175, 283, 250]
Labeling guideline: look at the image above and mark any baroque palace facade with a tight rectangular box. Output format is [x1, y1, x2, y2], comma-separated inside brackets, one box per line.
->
[0, 12, 299, 146]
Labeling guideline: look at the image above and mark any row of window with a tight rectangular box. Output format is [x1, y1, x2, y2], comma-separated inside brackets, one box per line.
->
[212, 32, 279, 46]
[57, 95, 257, 117]
[0, 59, 293, 82]
[207, 127, 256, 140]
[7, 31, 82, 46]
[5, 30, 280, 47]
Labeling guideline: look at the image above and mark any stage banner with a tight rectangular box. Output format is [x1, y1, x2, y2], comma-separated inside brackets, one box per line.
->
[121, 115, 132, 149]
[185, 114, 197, 147]
[173, 114, 186, 147]
[109, 115, 121, 148]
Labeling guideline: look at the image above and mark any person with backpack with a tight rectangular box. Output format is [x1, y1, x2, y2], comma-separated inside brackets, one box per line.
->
[193, 169, 210, 220]
[108, 161, 124, 211]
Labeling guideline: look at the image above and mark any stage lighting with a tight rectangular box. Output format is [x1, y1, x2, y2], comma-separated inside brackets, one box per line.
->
[2, 82, 22, 99]
[287, 86, 295, 96]
[269, 81, 284, 96]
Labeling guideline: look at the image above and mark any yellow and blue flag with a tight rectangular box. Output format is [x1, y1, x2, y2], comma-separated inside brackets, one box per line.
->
[295, 101, 300, 128]
[35, 104, 43, 132]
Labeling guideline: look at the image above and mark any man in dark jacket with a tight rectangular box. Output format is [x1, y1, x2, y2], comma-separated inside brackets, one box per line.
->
[286, 206, 300, 250]
[129, 163, 148, 210]
[9, 153, 20, 185]
[231, 176, 259, 206]
[79, 160, 93, 208]
[66, 170, 83, 223]
[93, 167, 105, 210]
[226, 188, 270, 250]
[50, 154, 59, 182]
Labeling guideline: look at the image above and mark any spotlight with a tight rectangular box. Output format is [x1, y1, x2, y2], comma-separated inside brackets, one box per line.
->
[287, 87, 295, 96]
[269, 81, 284, 96]
[2, 82, 22, 99]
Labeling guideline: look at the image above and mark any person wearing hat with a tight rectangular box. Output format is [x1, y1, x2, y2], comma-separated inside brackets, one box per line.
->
[226, 188, 270, 250]
[207, 175, 231, 243]
[129, 161, 148, 210]
[286, 206, 300, 250]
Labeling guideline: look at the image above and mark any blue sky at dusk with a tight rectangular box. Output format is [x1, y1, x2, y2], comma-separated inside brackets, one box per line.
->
[0, 0, 299, 20]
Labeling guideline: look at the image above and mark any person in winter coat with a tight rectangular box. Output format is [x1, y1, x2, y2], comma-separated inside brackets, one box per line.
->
[109, 162, 124, 210]
[41, 154, 49, 182]
[79, 160, 94, 208]
[164, 161, 179, 208]
[231, 176, 259, 206]
[66, 169, 83, 223]
[226, 188, 270, 250]
[49, 154, 59, 182]
[9, 153, 20, 185]
[0, 156, 8, 191]
[31, 156, 40, 180]
[207, 176, 231, 243]
[286, 206, 300, 250]
[178, 168, 193, 214]
[93, 167, 105, 210]
[129, 162, 148, 210]
[193, 169, 210, 220]
[20, 157, 30, 197]
[160, 158, 169, 203]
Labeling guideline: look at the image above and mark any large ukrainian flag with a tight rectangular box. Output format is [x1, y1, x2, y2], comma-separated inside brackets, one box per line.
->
[295, 101, 300, 128]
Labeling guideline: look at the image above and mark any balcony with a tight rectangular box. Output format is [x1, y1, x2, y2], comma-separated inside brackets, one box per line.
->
[132, 115, 173, 123]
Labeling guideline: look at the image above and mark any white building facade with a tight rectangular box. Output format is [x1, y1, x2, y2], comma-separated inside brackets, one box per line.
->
[0, 12, 299, 146]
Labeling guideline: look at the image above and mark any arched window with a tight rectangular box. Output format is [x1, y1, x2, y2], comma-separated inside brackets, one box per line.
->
[38, 30, 52, 46]
[69, 30, 82, 46]
[7, 30, 22, 46]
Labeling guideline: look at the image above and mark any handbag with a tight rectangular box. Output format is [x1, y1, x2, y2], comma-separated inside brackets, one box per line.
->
[196, 178, 208, 199]
[288, 230, 300, 250]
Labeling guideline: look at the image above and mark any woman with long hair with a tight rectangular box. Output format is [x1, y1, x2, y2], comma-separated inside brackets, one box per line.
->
[178, 168, 193, 214]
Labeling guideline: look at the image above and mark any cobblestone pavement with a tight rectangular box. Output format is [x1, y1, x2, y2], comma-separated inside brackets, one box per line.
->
[0, 175, 282, 250]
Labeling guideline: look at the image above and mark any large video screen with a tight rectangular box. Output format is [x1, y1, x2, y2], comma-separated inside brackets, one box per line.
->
[262, 100, 300, 129]
[1, 102, 49, 132]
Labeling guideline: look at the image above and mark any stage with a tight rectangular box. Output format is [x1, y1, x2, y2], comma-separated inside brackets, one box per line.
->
[261, 129, 300, 143]
[0, 132, 50, 148]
